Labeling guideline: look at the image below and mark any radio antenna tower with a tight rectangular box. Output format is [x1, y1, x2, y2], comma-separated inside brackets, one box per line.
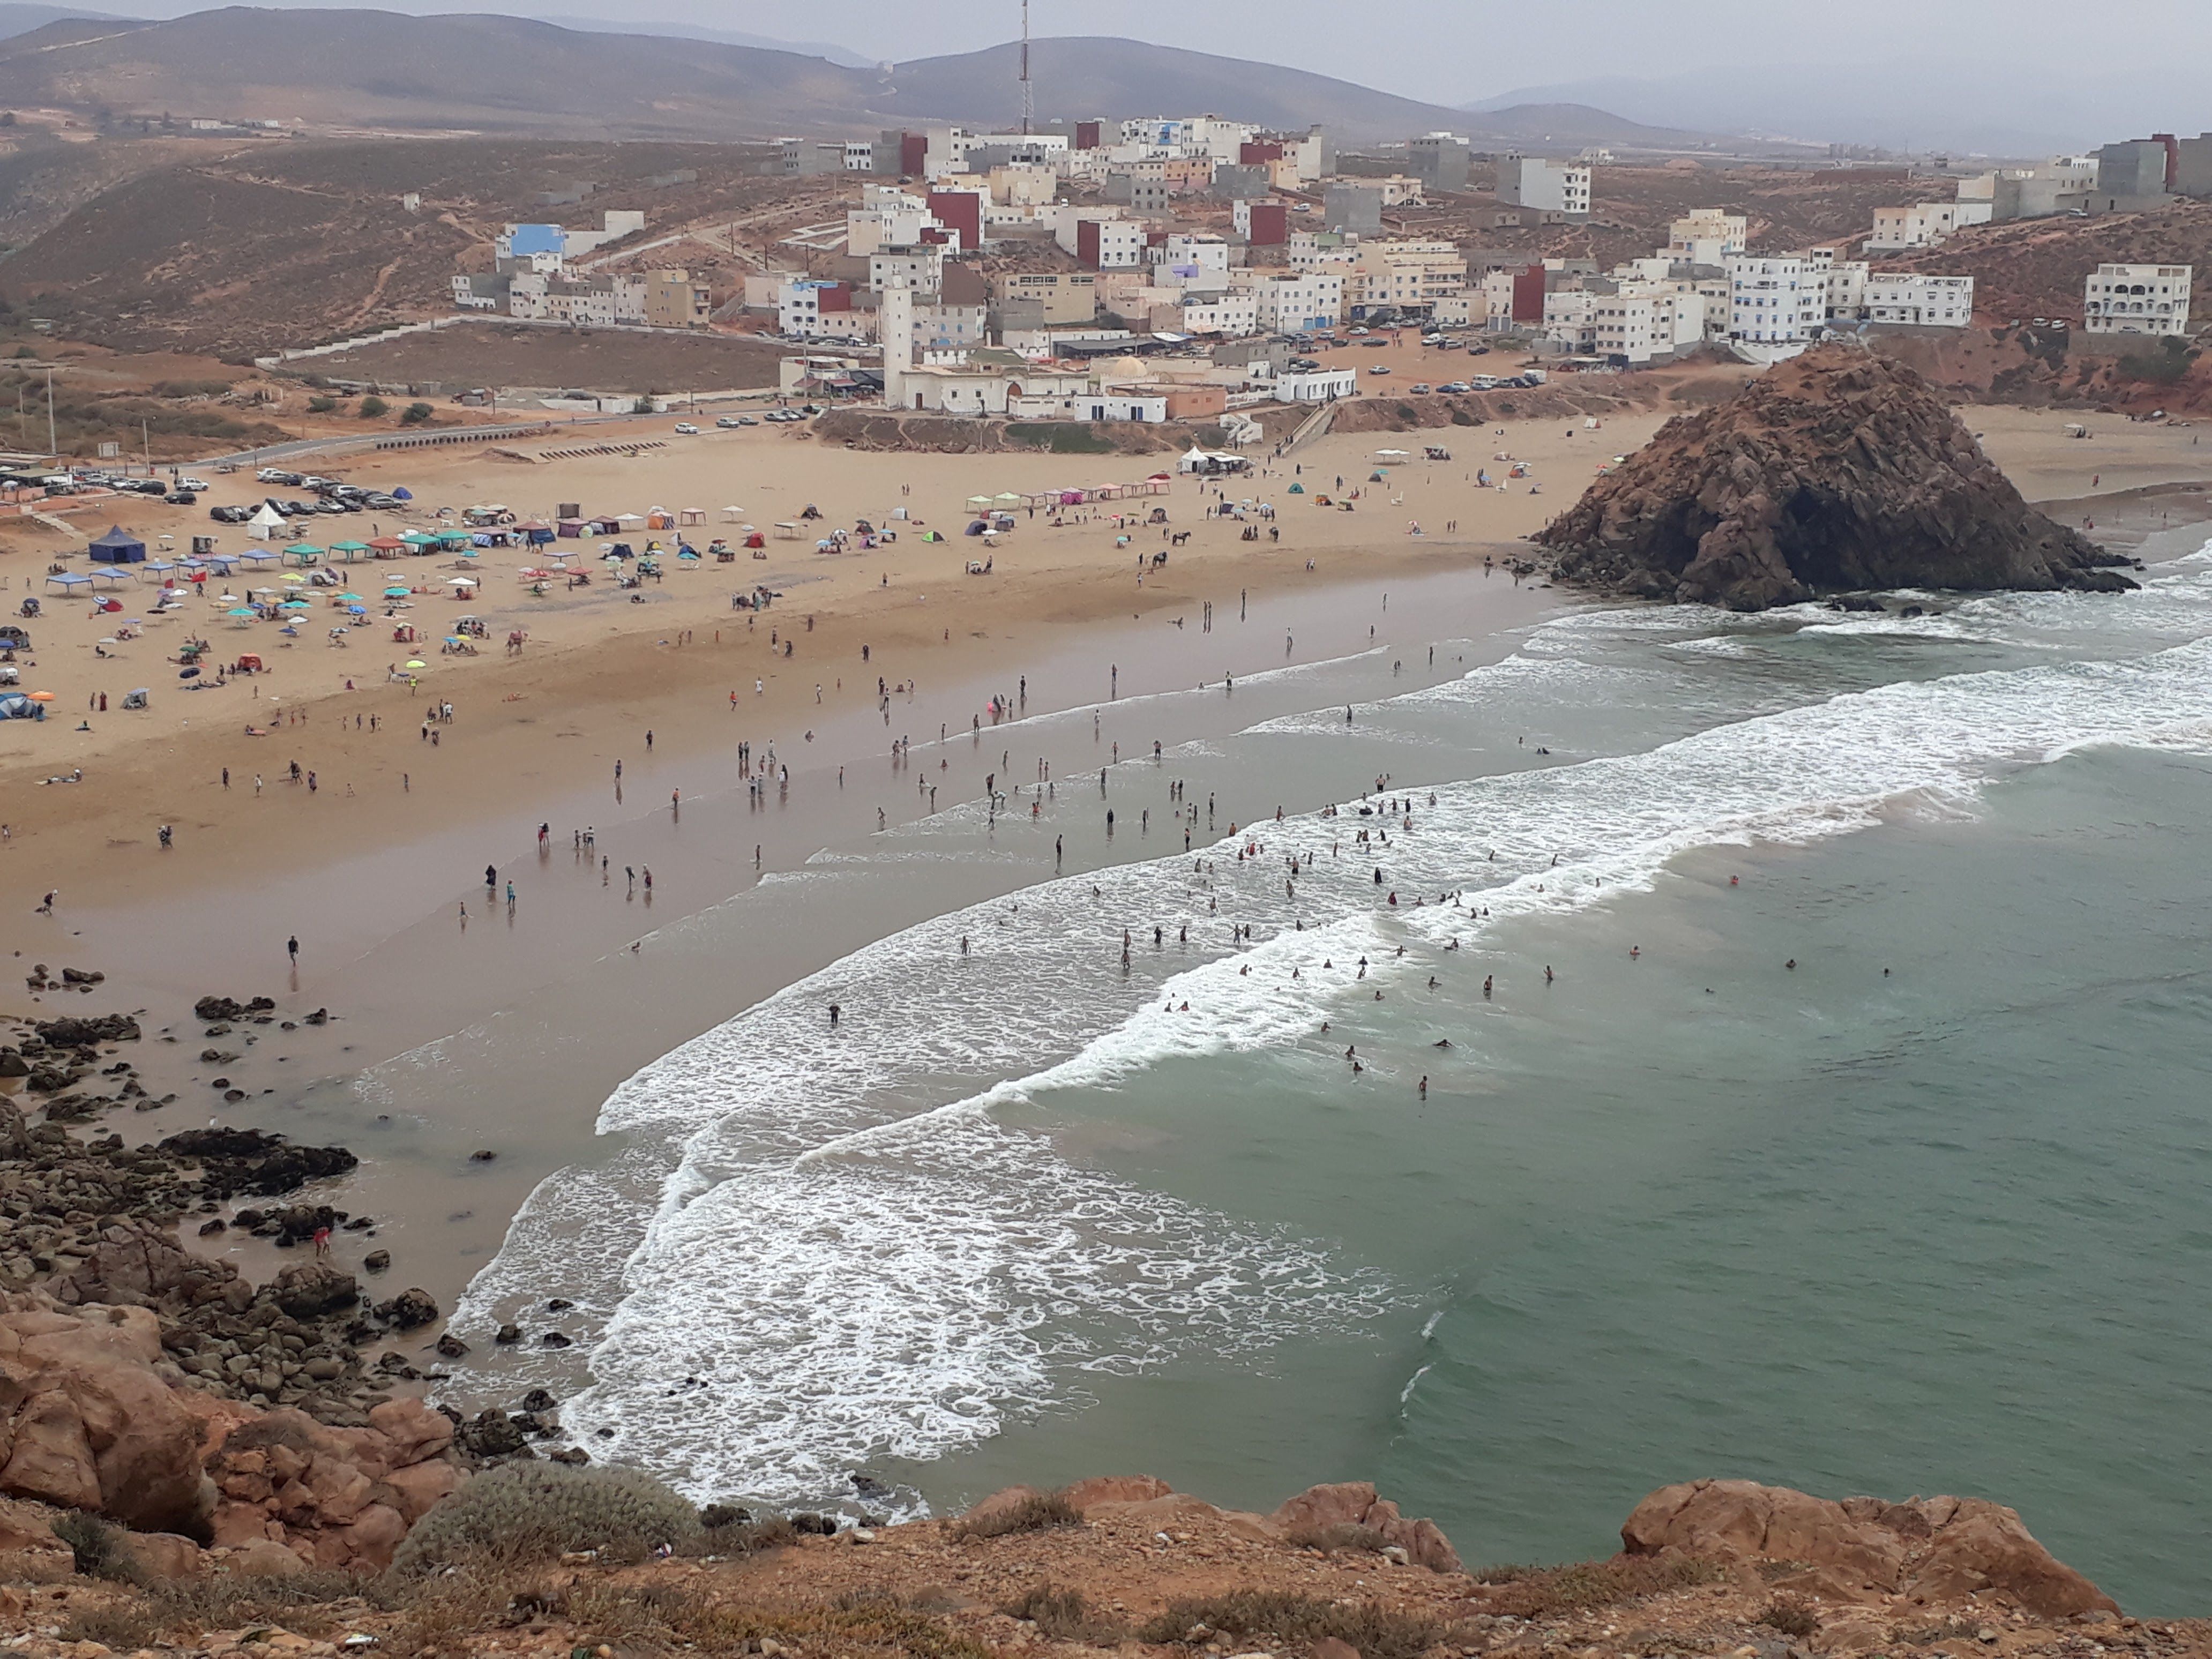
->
[1019, 0, 1034, 134]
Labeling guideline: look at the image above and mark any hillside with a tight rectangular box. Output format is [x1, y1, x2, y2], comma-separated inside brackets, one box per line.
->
[0, 8, 1713, 146]
[1875, 200, 2212, 326]
[0, 138, 808, 356]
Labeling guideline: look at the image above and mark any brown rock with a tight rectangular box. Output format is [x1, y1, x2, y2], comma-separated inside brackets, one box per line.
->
[1620, 1480, 2117, 1619]
[1059, 1475, 1175, 1514]
[228, 1536, 308, 1576]
[1267, 1481, 1464, 1574]
[378, 1458, 459, 1523]
[315, 1501, 407, 1571]
[367, 1397, 455, 1467]
[1311, 1640, 1363, 1659]
[116, 1530, 206, 1581]
[0, 1390, 102, 1512]
[0, 1506, 74, 1582]
[1537, 345, 2135, 610]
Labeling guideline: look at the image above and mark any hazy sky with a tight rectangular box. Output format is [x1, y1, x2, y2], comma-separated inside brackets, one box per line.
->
[104, 0, 2212, 107]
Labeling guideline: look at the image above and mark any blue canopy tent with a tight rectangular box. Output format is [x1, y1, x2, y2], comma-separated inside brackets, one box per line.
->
[88, 526, 147, 565]
[46, 572, 91, 591]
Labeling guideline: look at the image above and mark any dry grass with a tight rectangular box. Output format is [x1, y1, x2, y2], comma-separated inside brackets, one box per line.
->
[1000, 1583, 1122, 1642]
[1472, 1555, 1730, 1619]
[59, 1571, 383, 1647]
[1759, 1595, 1822, 1638]
[948, 1489, 1083, 1541]
[1138, 1590, 1446, 1659]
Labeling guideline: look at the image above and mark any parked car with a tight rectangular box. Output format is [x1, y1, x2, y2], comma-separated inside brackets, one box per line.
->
[1362, 338, 1388, 348]
[1410, 383, 1432, 394]
[1367, 365, 1392, 375]
[166, 490, 197, 506]
[1438, 382, 1470, 394]
[362, 493, 401, 510]
[737, 415, 759, 426]
[672, 422, 700, 435]
[257, 468, 300, 484]
[177, 476, 211, 492]
[210, 505, 252, 524]
[715, 416, 744, 429]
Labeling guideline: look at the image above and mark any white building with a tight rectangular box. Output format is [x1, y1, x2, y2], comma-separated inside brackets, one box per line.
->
[1253, 272, 1344, 333]
[1496, 156, 1591, 218]
[1541, 288, 1600, 352]
[1288, 230, 1359, 273]
[2083, 264, 2193, 336]
[1592, 288, 1708, 363]
[1863, 273, 1975, 327]
[870, 246, 947, 298]
[1275, 367, 1359, 403]
[1725, 255, 1825, 343]
[1865, 200, 1992, 252]
[1180, 292, 1259, 337]
[1824, 260, 1871, 319]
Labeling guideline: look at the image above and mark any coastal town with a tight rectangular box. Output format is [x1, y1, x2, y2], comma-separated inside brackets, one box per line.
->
[2, 4, 2212, 1657]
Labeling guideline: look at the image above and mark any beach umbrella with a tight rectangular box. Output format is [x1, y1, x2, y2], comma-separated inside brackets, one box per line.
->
[228, 607, 255, 618]
[26, 691, 54, 702]
[279, 572, 307, 584]
[404, 659, 427, 669]
[384, 584, 411, 597]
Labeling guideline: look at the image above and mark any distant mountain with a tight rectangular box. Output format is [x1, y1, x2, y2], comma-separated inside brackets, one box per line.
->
[0, 1, 118, 39]
[1468, 62, 2212, 156]
[0, 7, 1713, 147]
[538, 13, 877, 69]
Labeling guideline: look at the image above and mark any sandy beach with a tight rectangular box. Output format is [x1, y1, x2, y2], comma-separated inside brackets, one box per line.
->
[3, 395, 2209, 1326]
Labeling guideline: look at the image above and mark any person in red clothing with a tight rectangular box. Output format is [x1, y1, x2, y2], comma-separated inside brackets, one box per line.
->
[312, 1225, 332, 1260]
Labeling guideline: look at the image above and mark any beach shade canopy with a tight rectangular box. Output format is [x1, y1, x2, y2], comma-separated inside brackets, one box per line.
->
[400, 531, 437, 546]
[46, 572, 91, 589]
[240, 549, 281, 565]
[994, 492, 1023, 506]
[446, 576, 478, 587]
[246, 503, 287, 537]
[368, 536, 406, 552]
[227, 607, 256, 618]
[26, 690, 55, 701]
[88, 526, 147, 564]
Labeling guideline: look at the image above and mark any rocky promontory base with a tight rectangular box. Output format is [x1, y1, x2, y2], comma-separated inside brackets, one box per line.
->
[1535, 343, 2139, 611]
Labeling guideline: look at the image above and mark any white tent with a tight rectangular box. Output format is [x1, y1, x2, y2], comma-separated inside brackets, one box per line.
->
[246, 503, 288, 540]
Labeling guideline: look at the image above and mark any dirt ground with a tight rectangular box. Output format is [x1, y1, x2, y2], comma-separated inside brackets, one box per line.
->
[307, 324, 797, 396]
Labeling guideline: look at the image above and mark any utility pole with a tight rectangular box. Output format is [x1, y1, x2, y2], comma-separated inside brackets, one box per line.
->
[1019, 0, 1033, 136]
[44, 368, 54, 460]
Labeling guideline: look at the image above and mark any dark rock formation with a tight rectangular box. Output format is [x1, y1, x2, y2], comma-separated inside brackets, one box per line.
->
[1536, 345, 2137, 610]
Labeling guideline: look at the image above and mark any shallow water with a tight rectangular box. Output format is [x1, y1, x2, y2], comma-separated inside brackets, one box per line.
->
[451, 551, 2212, 1612]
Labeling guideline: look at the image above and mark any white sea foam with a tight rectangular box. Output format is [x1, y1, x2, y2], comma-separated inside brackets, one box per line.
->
[453, 565, 2212, 1508]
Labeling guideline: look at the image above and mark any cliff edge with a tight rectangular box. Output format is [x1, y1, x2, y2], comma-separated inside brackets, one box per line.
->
[1535, 344, 2136, 610]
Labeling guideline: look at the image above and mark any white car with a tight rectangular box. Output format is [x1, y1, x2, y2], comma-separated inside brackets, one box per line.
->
[715, 416, 743, 429]
[177, 476, 211, 491]
[672, 422, 700, 435]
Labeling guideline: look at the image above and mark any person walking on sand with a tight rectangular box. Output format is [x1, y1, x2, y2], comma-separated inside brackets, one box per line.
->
[287, 935, 300, 964]
[312, 1224, 331, 1260]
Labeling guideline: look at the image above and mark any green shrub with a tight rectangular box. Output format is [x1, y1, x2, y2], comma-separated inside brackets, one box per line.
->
[1139, 1590, 1443, 1659]
[49, 1510, 138, 1582]
[1471, 1555, 1728, 1618]
[2116, 336, 2195, 385]
[307, 395, 337, 413]
[401, 401, 435, 424]
[391, 1461, 701, 1574]
[358, 394, 389, 419]
[949, 1489, 1081, 1540]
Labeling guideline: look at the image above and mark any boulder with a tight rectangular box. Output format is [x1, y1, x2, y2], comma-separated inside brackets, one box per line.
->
[1, 1303, 216, 1534]
[1620, 1481, 2117, 1619]
[1536, 345, 2135, 610]
[116, 1530, 207, 1581]
[375, 1288, 439, 1329]
[1060, 1474, 1175, 1514]
[270, 1264, 359, 1319]
[1267, 1481, 1464, 1574]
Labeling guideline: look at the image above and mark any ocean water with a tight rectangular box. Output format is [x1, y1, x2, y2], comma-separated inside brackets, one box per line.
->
[453, 551, 2212, 1613]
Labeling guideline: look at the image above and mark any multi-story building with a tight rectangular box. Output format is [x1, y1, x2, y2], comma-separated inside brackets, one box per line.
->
[1253, 271, 1345, 333]
[1725, 255, 1825, 343]
[1591, 289, 1708, 363]
[870, 246, 947, 298]
[1407, 133, 1471, 193]
[1288, 230, 1359, 273]
[1865, 201, 1991, 252]
[1667, 211, 1747, 260]
[1179, 292, 1259, 337]
[1863, 273, 1974, 327]
[1346, 240, 1467, 318]
[779, 279, 855, 338]
[1057, 211, 1146, 270]
[2083, 264, 2193, 335]
[1824, 259, 1871, 319]
[995, 272, 1097, 328]
[1234, 199, 1291, 245]
[1496, 157, 1591, 219]
[641, 270, 712, 330]
[2088, 138, 2176, 213]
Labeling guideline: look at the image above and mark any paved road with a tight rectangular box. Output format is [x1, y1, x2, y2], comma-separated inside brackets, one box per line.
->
[205, 405, 784, 469]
